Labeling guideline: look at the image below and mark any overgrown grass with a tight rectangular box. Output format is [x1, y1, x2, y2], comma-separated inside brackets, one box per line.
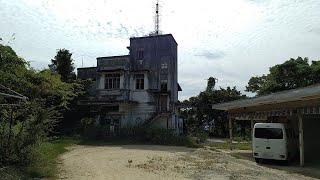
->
[79, 135, 202, 148]
[83, 126, 203, 148]
[0, 166, 25, 180]
[27, 137, 81, 179]
[0, 137, 81, 179]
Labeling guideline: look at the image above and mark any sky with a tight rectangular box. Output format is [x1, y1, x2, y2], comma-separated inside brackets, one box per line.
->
[1, 0, 320, 100]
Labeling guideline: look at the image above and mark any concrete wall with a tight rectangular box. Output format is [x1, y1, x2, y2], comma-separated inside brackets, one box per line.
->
[77, 67, 97, 79]
[130, 34, 178, 95]
[78, 34, 181, 132]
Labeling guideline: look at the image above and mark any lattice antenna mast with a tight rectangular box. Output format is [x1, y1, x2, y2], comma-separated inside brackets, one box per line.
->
[154, 0, 160, 35]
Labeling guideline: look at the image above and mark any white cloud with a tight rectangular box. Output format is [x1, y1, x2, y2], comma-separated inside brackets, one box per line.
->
[1, 0, 320, 100]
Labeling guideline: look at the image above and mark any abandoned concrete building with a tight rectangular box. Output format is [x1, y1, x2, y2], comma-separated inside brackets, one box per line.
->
[77, 34, 183, 134]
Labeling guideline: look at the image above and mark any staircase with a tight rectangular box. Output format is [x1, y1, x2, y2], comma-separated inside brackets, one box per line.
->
[143, 112, 170, 126]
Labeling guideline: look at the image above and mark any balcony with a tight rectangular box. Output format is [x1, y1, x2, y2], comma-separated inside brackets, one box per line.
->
[97, 89, 130, 102]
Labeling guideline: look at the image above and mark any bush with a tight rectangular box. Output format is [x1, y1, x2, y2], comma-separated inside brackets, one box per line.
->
[81, 122, 199, 147]
[190, 128, 208, 143]
[0, 109, 50, 166]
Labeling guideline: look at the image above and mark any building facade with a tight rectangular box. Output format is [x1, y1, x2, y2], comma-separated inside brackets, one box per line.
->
[77, 34, 182, 134]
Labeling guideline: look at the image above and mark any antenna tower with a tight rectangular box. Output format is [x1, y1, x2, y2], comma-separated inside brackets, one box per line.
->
[154, 0, 160, 35]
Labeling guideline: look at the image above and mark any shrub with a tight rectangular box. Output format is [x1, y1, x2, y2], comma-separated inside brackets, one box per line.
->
[194, 128, 208, 143]
[0, 110, 49, 166]
[81, 122, 200, 147]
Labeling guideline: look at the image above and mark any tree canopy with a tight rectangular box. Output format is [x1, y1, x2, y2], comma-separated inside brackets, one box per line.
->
[0, 44, 79, 165]
[181, 77, 246, 137]
[49, 49, 76, 82]
[246, 57, 320, 95]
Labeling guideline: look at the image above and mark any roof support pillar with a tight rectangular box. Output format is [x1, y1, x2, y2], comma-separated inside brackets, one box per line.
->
[229, 117, 233, 150]
[251, 119, 254, 153]
[298, 113, 305, 167]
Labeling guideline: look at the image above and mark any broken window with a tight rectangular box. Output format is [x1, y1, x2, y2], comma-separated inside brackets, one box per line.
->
[135, 74, 144, 90]
[136, 49, 144, 59]
[105, 73, 120, 89]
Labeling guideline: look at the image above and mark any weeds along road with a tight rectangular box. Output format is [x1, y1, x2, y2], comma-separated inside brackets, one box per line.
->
[59, 145, 316, 180]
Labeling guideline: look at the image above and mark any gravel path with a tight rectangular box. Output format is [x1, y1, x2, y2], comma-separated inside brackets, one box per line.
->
[59, 145, 316, 180]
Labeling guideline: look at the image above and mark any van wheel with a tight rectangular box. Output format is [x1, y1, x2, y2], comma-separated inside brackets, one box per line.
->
[255, 158, 262, 164]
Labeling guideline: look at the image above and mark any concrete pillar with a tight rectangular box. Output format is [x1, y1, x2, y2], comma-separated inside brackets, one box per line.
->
[298, 113, 305, 167]
[251, 119, 254, 136]
[251, 119, 254, 153]
[229, 118, 233, 150]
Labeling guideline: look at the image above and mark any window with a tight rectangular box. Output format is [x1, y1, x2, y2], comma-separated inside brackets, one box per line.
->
[254, 128, 283, 139]
[136, 49, 144, 59]
[135, 74, 144, 90]
[105, 74, 120, 89]
[161, 62, 168, 69]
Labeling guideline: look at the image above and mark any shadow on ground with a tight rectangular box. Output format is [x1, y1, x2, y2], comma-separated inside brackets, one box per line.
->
[231, 151, 320, 179]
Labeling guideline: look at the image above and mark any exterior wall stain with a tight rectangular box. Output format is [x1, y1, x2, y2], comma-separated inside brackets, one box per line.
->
[77, 34, 182, 134]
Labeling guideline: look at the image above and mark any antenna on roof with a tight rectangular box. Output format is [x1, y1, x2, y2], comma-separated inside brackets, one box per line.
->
[82, 57, 84, 68]
[154, 0, 161, 35]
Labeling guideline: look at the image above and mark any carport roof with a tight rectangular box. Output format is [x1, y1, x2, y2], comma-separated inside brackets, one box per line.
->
[212, 84, 320, 111]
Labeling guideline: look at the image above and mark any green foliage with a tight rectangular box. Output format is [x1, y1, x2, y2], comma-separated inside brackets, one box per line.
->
[206, 77, 217, 92]
[246, 57, 320, 95]
[0, 44, 78, 174]
[81, 121, 199, 147]
[49, 48, 76, 82]
[195, 128, 208, 143]
[27, 137, 81, 178]
[181, 77, 246, 137]
[0, 166, 25, 179]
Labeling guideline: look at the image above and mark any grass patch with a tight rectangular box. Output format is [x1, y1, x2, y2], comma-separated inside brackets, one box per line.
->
[232, 136, 251, 143]
[231, 154, 242, 159]
[0, 137, 81, 179]
[27, 137, 81, 179]
[206, 142, 251, 150]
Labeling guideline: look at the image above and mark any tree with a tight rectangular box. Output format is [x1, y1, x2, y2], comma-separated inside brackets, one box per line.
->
[181, 77, 246, 137]
[246, 57, 320, 95]
[0, 44, 76, 165]
[49, 49, 76, 82]
[206, 77, 217, 92]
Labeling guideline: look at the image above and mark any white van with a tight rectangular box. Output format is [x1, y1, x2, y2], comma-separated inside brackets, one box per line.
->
[252, 123, 297, 163]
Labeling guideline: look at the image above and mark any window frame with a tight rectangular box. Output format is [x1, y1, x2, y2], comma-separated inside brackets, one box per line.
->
[136, 49, 144, 60]
[135, 74, 145, 90]
[105, 73, 120, 90]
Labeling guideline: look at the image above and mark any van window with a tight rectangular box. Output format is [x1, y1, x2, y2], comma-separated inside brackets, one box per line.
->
[254, 128, 283, 139]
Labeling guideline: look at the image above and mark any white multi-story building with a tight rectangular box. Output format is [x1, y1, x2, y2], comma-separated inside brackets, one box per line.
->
[77, 34, 182, 135]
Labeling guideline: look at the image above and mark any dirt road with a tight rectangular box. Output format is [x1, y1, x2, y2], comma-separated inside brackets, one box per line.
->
[59, 145, 316, 180]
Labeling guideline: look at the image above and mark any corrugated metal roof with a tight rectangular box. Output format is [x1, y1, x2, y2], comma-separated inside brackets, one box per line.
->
[212, 84, 320, 110]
